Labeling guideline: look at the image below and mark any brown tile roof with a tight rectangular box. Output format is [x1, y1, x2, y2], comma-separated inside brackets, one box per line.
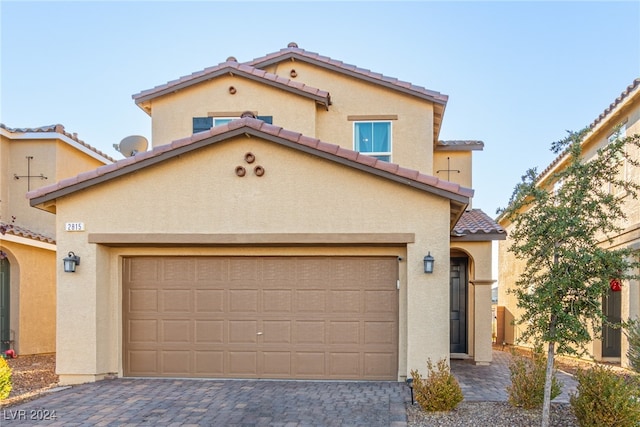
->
[437, 140, 485, 151]
[132, 60, 331, 114]
[28, 117, 473, 220]
[247, 43, 449, 143]
[1, 222, 55, 244]
[1, 123, 115, 162]
[248, 43, 448, 105]
[452, 209, 506, 241]
[537, 78, 640, 182]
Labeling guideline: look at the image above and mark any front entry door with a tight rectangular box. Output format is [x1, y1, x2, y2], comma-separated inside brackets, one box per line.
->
[0, 258, 9, 352]
[450, 257, 468, 353]
[602, 287, 621, 358]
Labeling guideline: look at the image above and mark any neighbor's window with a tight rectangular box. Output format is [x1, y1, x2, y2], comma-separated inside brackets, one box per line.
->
[607, 123, 627, 196]
[354, 121, 391, 162]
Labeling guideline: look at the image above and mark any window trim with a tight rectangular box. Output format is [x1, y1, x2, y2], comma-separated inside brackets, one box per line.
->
[353, 120, 392, 162]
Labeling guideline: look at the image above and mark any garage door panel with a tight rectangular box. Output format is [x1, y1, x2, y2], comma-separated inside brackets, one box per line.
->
[263, 290, 293, 313]
[365, 290, 396, 313]
[195, 290, 224, 312]
[330, 290, 361, 313]
[296, 290, 326, 312]
[229, 320, 258, 343]
[364, 321, 395, 345]
[129, 289, 158, 312]
[129, 319, 158, 343]
[195, 320, 224, 343]
[229, 290, 259, 312]
[124, 256, 398, 380]
[161, 320, 190, 343]
[263, 352, 291, 376]
[229, 351, 258, 375]
[295, 352, 326, 376]
[195, 351, 224, 375]
[161, 289, 191, 312]
[295, 321, 325, 344]
[263, 320, 291, 343]
[161, 350, 191, 374]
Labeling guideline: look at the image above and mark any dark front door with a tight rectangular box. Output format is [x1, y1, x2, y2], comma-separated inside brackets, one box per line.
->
[450, 257, 468, 353]
[0, 258, 9, 352]
[602, 287, 622, 358]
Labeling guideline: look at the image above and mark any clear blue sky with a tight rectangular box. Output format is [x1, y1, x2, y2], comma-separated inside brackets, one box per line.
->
[2, 1, 639, 216]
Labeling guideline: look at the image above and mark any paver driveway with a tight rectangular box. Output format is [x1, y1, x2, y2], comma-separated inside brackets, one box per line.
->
[1, 379, 409, 426]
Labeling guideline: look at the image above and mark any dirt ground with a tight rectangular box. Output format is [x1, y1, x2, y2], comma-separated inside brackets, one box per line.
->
[1, 353, 59, 407]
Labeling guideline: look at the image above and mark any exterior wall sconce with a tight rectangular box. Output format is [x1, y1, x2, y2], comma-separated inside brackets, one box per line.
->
[63, 251, 80, 273]
[423, 252, 434, 274]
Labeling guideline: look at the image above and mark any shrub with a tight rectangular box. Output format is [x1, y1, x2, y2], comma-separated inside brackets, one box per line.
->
[507, 348, 562, 409]
[410, 358, 463, 412]
[570, 364, 640, 427]
[0, 357, 12, 400]
[625, 317, 640, 373]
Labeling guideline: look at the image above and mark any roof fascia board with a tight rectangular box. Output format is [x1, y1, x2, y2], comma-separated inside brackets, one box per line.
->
[451, 233, 507, 242]
[3, 130, 113, 164]
[30, 126, 470, 208]
[252, 53, 447, 106]
[1, 233, 56, 250]
[133, 67, 329, 107]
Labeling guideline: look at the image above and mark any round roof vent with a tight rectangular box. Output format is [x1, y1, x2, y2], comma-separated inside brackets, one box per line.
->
[226, 56, 237, 62]
[287, 42, 298, 48]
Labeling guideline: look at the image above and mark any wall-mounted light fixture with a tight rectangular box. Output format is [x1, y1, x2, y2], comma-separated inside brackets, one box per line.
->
[423, 252, 434, 274]
[63, 251, 80, 273]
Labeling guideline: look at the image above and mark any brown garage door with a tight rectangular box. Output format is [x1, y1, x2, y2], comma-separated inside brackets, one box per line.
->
[123, 256, 398, 380]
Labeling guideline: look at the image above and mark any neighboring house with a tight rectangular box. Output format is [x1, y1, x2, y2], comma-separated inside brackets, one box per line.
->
[27, 43, 505, 385]
[0, 124, 113, 355]
[498, 79, 640, 368]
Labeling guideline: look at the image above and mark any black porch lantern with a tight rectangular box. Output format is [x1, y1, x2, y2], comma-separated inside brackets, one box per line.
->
[423, 252, 434, 274]
[63, 251, 80, 273]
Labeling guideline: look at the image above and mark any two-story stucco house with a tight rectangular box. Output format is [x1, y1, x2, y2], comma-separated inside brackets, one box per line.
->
[498, 78, 640, 368]
[27, 43, 505, 385]
[0, 124, 113, 355]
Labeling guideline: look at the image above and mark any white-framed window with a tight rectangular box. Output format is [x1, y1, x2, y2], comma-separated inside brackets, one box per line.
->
[353, 121, 392, 162]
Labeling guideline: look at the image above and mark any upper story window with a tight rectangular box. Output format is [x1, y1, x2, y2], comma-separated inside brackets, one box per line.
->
[354, 121, 391, 162]
[193, 115, 273, 134]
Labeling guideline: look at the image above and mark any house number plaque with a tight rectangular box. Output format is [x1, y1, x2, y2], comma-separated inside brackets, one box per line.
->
[65, 222, 85, 232]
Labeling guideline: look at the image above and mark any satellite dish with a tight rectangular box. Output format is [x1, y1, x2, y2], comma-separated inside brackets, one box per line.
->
[113, 135, 148, 157]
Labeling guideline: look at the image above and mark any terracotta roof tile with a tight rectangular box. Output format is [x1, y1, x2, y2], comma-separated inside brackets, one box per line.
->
[246, 44, 448, 105]
[27, 118, 472, 207]
[132, 62, 331, 109]
[538, 78, 640, 181]
[1, 222, 55, 244]
[0, 123, 115, 162]
[453, 209, 506, 239]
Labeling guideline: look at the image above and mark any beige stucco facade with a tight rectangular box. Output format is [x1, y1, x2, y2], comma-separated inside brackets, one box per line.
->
[0, 125, 112, 355]
[29, 44, 503, 384]
[498, 79, 640, 368]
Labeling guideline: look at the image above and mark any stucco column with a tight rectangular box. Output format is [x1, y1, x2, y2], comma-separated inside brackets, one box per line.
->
[471, 279, 495, 365]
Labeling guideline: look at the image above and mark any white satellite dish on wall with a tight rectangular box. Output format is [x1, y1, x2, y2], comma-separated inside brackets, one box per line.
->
[113, 135, 148, 157]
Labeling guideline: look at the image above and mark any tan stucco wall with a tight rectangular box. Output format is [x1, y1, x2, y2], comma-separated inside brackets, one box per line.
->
[434, 151, 473, 190]
[498, 89, 640, 367]
[0, 240, 56, 355]
[52, 134, 453, 384]
[146, 61, 435, 175]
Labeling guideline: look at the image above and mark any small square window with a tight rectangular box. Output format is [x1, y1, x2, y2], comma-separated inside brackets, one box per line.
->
[354, 121, 391, 161]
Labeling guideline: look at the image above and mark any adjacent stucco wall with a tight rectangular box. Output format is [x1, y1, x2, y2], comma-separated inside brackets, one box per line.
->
[52, 134, 453, 384]
[434, 151, 473, 190]
[0, 240, 56, 355]
[498, 88, 640, 367]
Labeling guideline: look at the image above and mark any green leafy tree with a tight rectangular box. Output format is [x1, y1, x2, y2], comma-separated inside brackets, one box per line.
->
[500, 128, 640, 427]
[625, 317, 640, 373]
